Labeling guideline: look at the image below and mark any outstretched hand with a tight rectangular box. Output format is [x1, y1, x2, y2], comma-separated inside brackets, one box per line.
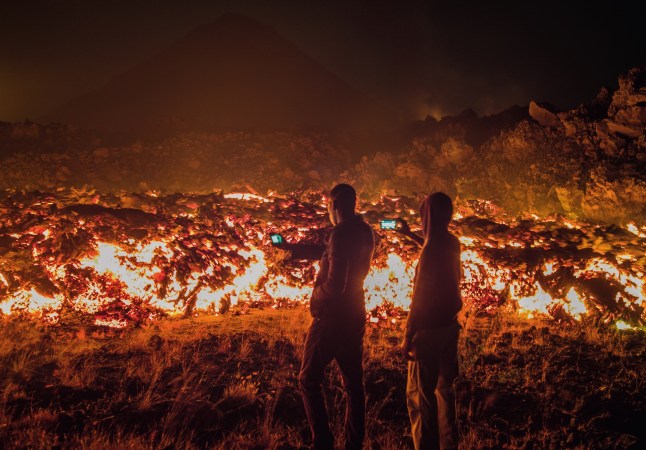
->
[396, 218, 411, 234]
[395, 218, 424, 247]
[269, 234, 285, 247]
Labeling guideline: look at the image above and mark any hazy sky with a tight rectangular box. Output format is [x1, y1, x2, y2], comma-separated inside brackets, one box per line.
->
[1, 0, 644, 121]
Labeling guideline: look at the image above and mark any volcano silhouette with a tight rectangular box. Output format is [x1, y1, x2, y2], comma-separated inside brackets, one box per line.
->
[46, 13, 398, 134]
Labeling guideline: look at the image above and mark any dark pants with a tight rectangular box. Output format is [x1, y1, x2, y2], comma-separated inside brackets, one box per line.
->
[299, 314, 366, 450]
[407, 323, 460, 450]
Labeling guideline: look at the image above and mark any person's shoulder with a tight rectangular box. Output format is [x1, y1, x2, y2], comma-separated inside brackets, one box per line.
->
[359, 217, 374, 231]
[356, 216, 375, 238]
[336, 215, 367, 229]
[330, 222, 349, 239]
[334, 216, 373, 237]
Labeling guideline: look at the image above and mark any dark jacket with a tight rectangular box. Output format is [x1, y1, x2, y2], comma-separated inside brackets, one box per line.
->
[310, 214, 375, 318]
[405, 197, 462, 339]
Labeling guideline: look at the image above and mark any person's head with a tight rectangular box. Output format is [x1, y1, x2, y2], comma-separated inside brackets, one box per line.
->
[328, 183, 357, 225]
[419, 192, 453, 238]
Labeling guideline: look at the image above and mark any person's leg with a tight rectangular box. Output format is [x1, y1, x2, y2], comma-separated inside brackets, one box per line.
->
[335, 323, 365, 450]
[299, 317, 336, 449]
[436, 327, 459, 450]
[406, 361, 423, 449]
[408, 358, 441, 450]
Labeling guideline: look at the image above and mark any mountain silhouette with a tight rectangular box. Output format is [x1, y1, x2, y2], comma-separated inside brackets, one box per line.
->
[45, 13, 398, 134]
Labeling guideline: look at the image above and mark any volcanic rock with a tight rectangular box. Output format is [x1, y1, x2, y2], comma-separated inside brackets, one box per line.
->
[604, 67, 646, 142]
[440, 137, 474, 166]
[529, 101, 562, 129]
[608, 67, 646, 114]
[408, 105, 528, 148]
[1, 68, 643, 224]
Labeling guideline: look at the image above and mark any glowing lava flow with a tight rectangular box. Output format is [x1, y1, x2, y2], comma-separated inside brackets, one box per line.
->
[1, 288, 63, 318]
[2, 235, 644, 330]
[577, 257, 644, 307]
[0, 192, 644, 329]
[194, 248, 268, 310]
[513, 284, 586, 320]
[78, 241, 182, 314]
[364, 253, 415, 310]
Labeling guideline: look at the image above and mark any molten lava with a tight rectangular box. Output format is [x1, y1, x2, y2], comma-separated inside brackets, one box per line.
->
[0, 190, 643, 329]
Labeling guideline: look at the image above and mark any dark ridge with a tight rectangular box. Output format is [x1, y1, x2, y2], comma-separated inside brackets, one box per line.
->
[43, 12, 399, 137]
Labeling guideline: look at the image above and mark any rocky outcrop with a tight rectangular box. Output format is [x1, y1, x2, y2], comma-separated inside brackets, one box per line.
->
[529, 101, 562, 129]
[597, 68, 646, 156]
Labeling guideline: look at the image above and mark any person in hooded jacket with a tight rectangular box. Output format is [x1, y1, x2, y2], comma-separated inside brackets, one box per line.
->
[398, 192, 462, 450]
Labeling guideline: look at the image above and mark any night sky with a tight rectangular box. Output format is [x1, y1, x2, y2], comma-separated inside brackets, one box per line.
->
[1, 0, 644, 122]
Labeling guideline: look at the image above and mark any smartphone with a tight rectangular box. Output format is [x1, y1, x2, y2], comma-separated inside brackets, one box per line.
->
[380, 219, 398, 230]
[270, 233, 284, 245]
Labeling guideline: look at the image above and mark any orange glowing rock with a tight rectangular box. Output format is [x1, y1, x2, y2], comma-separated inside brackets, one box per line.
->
[0, 191, 643, 328]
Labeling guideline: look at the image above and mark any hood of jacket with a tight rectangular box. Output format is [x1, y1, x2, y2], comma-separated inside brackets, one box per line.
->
[419, 192, 453, 240]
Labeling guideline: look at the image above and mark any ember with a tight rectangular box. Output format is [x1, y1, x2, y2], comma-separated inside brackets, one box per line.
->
[0, 190, 643, 330]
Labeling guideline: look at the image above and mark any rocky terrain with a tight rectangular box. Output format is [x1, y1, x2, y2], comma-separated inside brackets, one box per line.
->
[1, 69, 644, 226]
[0, 190, 644, 329]
[1, 8, 643, 449]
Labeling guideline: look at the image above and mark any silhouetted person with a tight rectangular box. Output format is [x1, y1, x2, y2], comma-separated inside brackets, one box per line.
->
[279, 184, 374, 450]
[398, 192, 462, 450]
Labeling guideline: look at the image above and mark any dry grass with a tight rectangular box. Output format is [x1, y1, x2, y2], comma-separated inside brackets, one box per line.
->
[0, 306, 643, 449]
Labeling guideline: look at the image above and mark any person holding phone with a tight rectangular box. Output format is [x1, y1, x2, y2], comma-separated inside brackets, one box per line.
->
[398, 192, 462, 450]
[273, 184, 375, 450]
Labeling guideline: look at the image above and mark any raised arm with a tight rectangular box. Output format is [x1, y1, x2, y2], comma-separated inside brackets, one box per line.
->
[270, 233, 326, 260]
[396, 219, 424, 247]
[284, 243, 326, 260]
